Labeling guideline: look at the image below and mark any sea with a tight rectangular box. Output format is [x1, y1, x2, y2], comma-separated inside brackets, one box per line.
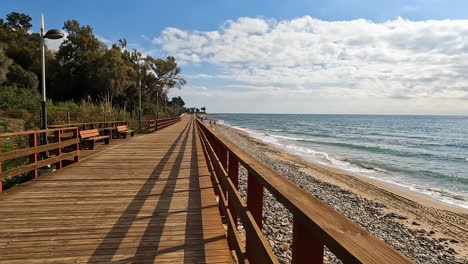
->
[210, 114, 468, 209]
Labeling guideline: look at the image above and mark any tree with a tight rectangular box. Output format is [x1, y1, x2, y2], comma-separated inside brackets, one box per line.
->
[52, 19, 106, 100]
[0, 13, 41, 92]
[0, 12, 188, 115]
[95, 45, 136, 102]
[5, 12, 32, 31]
[172, 96, 185, 107]
[5, 63, 38, 90]
[0, 48, 12, 84]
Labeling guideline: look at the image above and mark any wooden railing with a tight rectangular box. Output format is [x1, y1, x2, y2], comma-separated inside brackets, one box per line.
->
[196, 119, 413, 264]
[157, 117, 181, 130]
[146, 120, 157, 132]
[144, 117, 181, 133]
[49, 121, 128, 132]
[0, 127, 80, 192]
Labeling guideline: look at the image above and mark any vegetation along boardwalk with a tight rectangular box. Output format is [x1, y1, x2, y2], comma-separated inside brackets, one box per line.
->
[0, 115, 233, 263]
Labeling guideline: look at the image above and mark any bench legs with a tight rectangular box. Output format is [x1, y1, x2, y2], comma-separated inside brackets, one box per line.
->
[104, 138, 110, 144]
[88, 141, 95, 150]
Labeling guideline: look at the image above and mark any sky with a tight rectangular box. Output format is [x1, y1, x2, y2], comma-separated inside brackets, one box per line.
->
[2, 0, 468, 114]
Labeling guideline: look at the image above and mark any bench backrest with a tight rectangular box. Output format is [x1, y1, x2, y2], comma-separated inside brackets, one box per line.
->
[117, 125, 128, 132]
[79, 129, 100, 139]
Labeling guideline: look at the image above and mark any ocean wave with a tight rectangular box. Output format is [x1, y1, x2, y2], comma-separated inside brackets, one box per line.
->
[220, 121, 468, 209]
[341, 158, 387, 172]
[254, 131, 438, 160]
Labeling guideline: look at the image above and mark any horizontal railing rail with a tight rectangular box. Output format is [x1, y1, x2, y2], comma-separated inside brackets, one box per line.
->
[145, 120, 157, 132]
[156, 117, 181, 130]
[144, 117, 181, 133]
[0, 127, 80, 191]
[49, 121, 128, 132]
[196, 119, 414, 264]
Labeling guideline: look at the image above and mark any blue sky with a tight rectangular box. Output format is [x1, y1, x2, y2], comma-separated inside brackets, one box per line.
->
[3, 1, 468, 114]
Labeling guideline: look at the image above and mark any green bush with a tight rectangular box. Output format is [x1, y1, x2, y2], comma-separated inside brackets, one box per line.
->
[0, 85, 40, 110]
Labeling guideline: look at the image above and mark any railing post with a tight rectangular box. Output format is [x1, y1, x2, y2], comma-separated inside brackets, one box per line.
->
[29, 132, 38, 179]
[72, 128, 80, 163]
[228, 154, 239, 227]
[247, 171, 263, 227]
[292, 215, 324, 264]
[219, 142, 228, 171]
[213, 140, 227, 197]
[246, 171, 264, 263]
[54, 129, 62, 169]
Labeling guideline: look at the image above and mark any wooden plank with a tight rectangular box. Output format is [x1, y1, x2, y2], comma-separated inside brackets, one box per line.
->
[0, 115, 231, 264]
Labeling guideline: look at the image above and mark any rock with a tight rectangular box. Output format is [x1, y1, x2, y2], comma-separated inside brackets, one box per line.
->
[447, 248, 457, 255]
[411, 221, 421, 226]
[280, 243, 290, 252]
[449, 239, 459, 244]
[384, 212, 407, 220]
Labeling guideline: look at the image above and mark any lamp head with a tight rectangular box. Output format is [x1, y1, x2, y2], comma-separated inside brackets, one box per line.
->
[44, 29, 65, 39]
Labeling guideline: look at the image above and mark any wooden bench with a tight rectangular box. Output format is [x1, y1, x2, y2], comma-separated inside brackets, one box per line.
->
[117, 125, 135, 139]
[79, 129, 110, 150]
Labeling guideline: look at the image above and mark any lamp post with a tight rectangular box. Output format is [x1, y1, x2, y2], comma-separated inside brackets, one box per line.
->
[138, 76, 142, 133]
[156, 91, 159, 120]
[40, 14, 65, 144]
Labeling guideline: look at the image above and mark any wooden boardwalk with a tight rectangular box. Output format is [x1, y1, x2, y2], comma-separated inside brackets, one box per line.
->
[0, 116, 233, 263]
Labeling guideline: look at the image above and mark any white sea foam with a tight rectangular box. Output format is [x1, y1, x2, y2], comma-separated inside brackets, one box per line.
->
[222, 122, 468, 209]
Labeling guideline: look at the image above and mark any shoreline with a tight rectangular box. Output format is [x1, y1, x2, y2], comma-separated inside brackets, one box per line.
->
[229, 123, 468, 213]
[212, 122, 468, 263]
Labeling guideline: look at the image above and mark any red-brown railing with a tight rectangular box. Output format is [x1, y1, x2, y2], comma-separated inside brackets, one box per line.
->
[144, 117, 181, 133]
[146, 120, 157, 132]
[156, 117, 181, 130]
[0, 127, 80, 192]
[196, 119, 413, 264]
[49, 121, 128, 132]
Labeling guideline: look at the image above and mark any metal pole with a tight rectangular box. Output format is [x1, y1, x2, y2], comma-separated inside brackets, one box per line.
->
[40, 14, 48, 166]
[156, 91, 159, 120]
[138, 76, 142, 133]
[40, 14, 47, 135]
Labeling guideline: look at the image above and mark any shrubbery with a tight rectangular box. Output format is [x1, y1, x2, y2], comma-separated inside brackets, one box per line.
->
[0, 85, 40, 110]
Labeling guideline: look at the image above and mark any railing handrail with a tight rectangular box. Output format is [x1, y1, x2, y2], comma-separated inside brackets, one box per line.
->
[196, 119, 413, 264]
[0, 127, 80, 191]
[0, 127, 79, 137]
[49, 120, 127, 126]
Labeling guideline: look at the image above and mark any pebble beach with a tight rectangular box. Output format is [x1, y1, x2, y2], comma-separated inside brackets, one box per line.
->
[212, 123, 468, 264]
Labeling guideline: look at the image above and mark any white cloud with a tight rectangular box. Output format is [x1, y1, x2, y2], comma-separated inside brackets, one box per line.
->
[96, 34, 113, 46]
[155, 16, 468, 105]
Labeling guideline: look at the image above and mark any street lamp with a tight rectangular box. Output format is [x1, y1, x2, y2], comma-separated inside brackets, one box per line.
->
[138, 75, 142, 133]
[156, 91, 159, 120]
[40, 14, 65, 136]
[39, 14, 64, 165]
